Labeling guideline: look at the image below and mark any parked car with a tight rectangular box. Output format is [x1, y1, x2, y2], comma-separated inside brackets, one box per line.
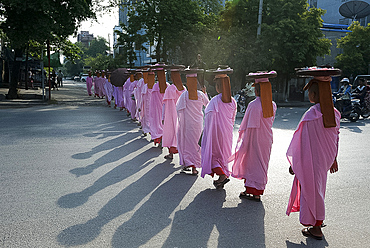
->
[80, 74, 89, 82]
[73, 76, 80, 81]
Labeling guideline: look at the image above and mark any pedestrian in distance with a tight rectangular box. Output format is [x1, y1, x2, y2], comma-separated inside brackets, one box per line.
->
[200, 73, 236, 189]
[286, 68, 340, 240]
[57, 69, 63, 87]
[230, 71, 277, 201]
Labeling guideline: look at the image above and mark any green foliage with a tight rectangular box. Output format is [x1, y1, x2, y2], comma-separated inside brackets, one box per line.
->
[85, 37, 109, 57]
[336, 22, 370, 76]
[116, 0, 220, 64]
[0, 0, 96, 49]
[219, 0, 331, 90]
[84, 54, 115, 72]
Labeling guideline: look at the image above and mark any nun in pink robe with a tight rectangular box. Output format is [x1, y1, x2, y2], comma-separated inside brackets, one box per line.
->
[104, 76, 114, 106]
[286, 76, 340, 239]
[128, 79, 138, 120]
[149, 81, 170, 144]
[201, 74, 237, 188]
[123, 77, 132, 115]
[140, 77, 153, 135]
[86, 73, 93, 96]
[162, 70, 186, 159]
[230, 75, 277, 201]
[134, 77, 144, 122]
[93, 72, 100, 97]
[176, 74, 209, 175]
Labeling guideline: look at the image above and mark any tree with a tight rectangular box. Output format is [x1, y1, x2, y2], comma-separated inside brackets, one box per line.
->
[336, 22, 370, 77]
[85, 37, 110, 57]
[220, 0, 331, 94]
[0, 0, 95, 98]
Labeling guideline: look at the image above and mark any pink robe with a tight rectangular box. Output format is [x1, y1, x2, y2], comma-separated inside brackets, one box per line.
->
[176, 91, 209, 168]
[141, 84, 152, 134]
[86, 76, 93, 95]
[93, 76, 99, 96]
[149, 82, 169, 140]
[230, 97, 277, 190]
[162, 84, 186, 149]
[128, 80, 138, 119]
[201, 94, 237, 178]
[104, 78, 114, 103]
[123, 78, 131, 111]
[97, 77, 105, 97]
[114, 86, 124, 108]
[134, 78, 144, 121]
[286, 103, 340, 226]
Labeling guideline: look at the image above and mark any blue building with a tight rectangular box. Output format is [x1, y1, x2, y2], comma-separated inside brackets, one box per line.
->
[307, 0, 370, 66]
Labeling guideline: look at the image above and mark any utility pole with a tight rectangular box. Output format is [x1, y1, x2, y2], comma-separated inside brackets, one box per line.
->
[257, 0, 263, 36]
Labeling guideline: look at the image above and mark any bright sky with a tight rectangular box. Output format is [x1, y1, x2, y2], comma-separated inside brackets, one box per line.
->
[69, 6, 119, 51]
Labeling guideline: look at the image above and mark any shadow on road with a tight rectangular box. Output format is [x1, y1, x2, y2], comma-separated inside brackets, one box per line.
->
[57, 144, 163, 209]
[57, 160, 176, 246]
[111, 173, 197, 248]
[339, 118, 370, 133]
[69, 132, 142, 177]
[161, 189, 266, 248]
[286, 238, 329, 248]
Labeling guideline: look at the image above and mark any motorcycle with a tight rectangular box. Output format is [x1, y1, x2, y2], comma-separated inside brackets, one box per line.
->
[234, 83, 256, 115]
[234, 90, 247, 114]
[351, 95, 370, 119]
[333, 93, 361, 122]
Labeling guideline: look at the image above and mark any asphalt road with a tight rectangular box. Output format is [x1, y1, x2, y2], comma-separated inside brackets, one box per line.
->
[0, 81, 369, 247]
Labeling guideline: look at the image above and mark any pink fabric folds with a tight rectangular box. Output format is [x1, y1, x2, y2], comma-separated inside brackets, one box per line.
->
[86, 76, 93, 95]
[104, 78, 114, 103]
[141, 84, 152, 134]
[97, 77, 105, 97]
[123, 78, 131, 111]
[176, 91, 209, 168]
[114, 86, 124, 108]
[230, 97, 277, 190]
[286, 103, 340, 226]
[162, 84, 186, 148]
[149, 82, 169, 140]
[128, 80, 138, 119]
[134, 78, 144, 121]
[93, 76, 99, 96]
[201, 94, 237, 178]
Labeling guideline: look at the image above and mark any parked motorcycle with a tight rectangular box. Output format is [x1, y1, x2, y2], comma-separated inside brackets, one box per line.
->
[333, 93, 361, 122]
[234, 83, 255, 115]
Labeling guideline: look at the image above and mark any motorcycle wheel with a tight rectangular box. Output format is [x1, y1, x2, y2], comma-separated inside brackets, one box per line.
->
[361, 108, 370, 118]
[349, 110, 360, 122]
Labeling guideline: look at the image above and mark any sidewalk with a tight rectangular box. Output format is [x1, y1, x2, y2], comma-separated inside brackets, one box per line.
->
[0, 87, 48, 108]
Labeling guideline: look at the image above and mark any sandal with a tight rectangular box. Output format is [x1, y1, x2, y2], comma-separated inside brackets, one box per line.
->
[214, 178, 230, 189]
[301, 227, 323, 240]
[164, 154, 173, 160]
[239, 191, 261, 202]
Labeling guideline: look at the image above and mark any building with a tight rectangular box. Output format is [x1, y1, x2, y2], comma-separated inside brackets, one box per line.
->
[307, 0, 370, 66]
[113, 1, 154, 66]
[77, 31, 94, 47]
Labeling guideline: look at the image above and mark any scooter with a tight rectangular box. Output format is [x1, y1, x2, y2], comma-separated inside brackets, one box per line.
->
[333, 93, 361, 122]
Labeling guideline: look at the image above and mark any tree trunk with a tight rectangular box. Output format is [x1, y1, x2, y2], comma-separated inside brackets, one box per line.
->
[155, 33, 162, 62]
[25, 43, 29, 90]
[7, 48, 23, 99]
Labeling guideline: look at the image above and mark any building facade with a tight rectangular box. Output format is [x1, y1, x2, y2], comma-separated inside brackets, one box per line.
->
[113, 1, 154, 66]
[77, 31, 94, 47]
